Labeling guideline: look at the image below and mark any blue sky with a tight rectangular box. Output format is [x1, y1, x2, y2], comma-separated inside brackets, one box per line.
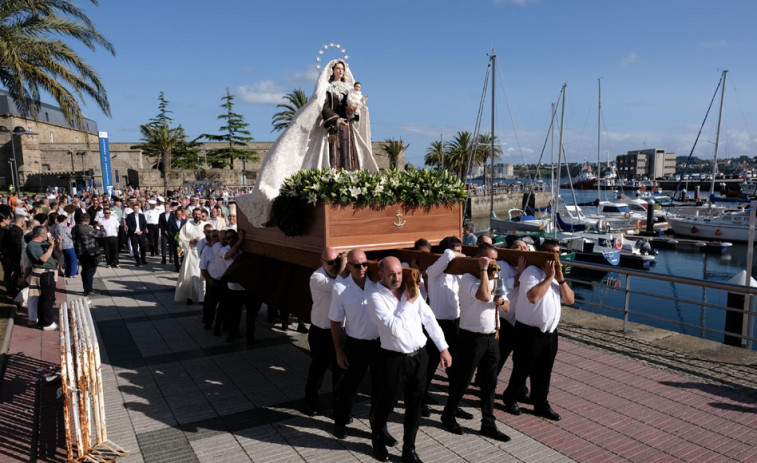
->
[66, 0, 757, 168]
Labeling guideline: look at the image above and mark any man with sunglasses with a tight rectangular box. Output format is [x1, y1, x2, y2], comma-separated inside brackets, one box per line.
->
[304, 247, 347, 417]
[329, 249, 391, 444]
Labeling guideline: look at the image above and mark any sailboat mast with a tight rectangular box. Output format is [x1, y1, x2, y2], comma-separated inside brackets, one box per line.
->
[490, 51, 495, 219]
[709, 70, 727, 196]
[597, 78, 602, 201]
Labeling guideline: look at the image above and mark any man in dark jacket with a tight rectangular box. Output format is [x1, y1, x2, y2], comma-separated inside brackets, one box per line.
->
[1, 214, 25, 295]
[125, 203, 148, 266]
[166, 207, 186, 271]
[72, 213, 106, 296]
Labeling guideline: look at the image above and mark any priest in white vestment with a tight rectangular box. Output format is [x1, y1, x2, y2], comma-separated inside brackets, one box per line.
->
[174, 208, 210, 303]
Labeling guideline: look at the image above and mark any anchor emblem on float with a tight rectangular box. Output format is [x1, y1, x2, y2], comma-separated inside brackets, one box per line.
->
[393, 210, 406, 229]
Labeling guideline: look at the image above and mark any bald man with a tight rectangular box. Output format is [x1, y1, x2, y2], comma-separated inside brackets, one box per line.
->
[367, 257, 451, 463]
[304, 247, 348, 417]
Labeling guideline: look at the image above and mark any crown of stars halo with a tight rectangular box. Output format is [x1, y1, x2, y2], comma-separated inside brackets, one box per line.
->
[316, 43, 348, 70]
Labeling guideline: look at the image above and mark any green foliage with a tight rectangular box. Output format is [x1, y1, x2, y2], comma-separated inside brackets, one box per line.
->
[424, 140, 446, 169]
[0, 0, 115, 128]
[381, 138, 409, 169]
[272, 168, 466, 236]
[131, 93, 200, 190]
[196, 88, 256, 169]
[271, 88, 308, 133]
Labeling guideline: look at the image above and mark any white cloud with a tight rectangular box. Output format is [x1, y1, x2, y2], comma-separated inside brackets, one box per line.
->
[700, 40, 727, 49]
[621, 52, 639, 67]
[235, 80, 286, 104]
[286, 67, 319, 87]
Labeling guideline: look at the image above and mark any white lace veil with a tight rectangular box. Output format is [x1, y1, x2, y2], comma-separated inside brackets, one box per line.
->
[240, 59, 378, 227]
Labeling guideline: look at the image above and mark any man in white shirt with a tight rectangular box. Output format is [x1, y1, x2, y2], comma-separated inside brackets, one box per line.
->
[217, 229, 247, 343]
[440, 243, 511, 442]
[502, 239, 573, 421]
[145, 199, 161, 256]
[495, 239, 530, 402]
[423, 236, 469, 419]
[100, 207, 121, 268]
[367, 257, 451, 463]
[329, 249, 387, 443]
[304, 247, 347, 417]
[199, 230, 221, 330]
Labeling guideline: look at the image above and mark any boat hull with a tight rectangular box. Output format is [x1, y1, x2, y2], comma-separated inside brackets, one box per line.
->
[667, 215, 755, 242]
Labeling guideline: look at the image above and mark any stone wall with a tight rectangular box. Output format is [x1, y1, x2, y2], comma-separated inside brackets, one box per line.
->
[468, 191, 552, 218]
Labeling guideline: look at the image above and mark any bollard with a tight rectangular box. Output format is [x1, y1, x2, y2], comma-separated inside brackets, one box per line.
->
[724, 271, 757, 347]
[695, 185, 700, 200]
[645, 198, 655, 234]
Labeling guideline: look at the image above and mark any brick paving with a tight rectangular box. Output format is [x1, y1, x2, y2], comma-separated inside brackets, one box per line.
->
[1, 255, 757, 462]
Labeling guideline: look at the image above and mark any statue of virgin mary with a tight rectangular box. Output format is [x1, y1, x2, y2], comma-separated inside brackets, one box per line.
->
[241, 58, 378, 228]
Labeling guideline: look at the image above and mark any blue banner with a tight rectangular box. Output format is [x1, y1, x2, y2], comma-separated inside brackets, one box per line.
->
[98, 132, 114, 196]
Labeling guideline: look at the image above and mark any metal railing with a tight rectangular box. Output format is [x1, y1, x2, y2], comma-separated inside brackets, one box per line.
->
[562, 259, 757, 350]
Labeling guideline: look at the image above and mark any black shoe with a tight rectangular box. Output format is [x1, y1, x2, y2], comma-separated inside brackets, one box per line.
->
[204, 323, 212, 330]
[246, 337, 257, 347]
[480, 425, 511, 442]
[113, 264, 119, 268]
[441, 415, 463, 435]
[455, 408, 473, 420]
[517, 391, 532, 404]
[503, 400, 521, 416]
[304, 403, 317, 417]
[534, 406, 561, 421]
[84, 290, 98, 296]
[402, 448, 423, 463]
[381, 429, 397, 447]
[186, 298, 193, 305]
[420, 402, 431, 418]
[334, 424, 346, 439]
[296, 324, 309, 334]
[161, 260, 166, 264]
[280, 322, 288, 331]
[226, 333, 238, 343]
[372, 435, 389, 461]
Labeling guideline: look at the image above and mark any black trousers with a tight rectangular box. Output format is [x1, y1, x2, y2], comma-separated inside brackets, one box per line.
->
[35, 270, 56, 327]
[424, 318, 458, 395]
[128, 233, 147, 264]
[372, 348, 428, 452]
[161, 231, 177, 264]
[2, 257, 21, 294]
[103, 236, 119, 266]
[146, 224, 160, 254]
[79, 254, 98, 293]
[304, 325, 343, 409]
[223, 288, 245, 336]
[442, 329, 499, 428]
[334, 336, 380, 426]
[497, 319, 528, 397]
[203, 278, 223, 326]
[503, 321, 558, 409]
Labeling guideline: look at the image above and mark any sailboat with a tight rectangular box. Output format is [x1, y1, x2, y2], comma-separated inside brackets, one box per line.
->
[666, 70, 757, 242]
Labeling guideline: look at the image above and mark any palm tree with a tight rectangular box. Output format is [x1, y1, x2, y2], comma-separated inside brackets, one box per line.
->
[445, 131, 476, 179]
[271, 88, 308, 132]
[138, 122, 185, 192]
[474, 133, 503, 166]
[424, 140, 445, 169]
[381, 138, 409, 169]
[0, 0, 114, 128]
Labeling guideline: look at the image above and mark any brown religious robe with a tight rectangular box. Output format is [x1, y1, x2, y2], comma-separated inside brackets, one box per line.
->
[322, 90, 360, 170]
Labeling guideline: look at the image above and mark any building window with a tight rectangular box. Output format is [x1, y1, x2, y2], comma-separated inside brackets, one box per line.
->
[75, 136, 79, 143]
[45, 112, 49, 122]
[49, 132, 54, 143]
[42, 164, 50, 171]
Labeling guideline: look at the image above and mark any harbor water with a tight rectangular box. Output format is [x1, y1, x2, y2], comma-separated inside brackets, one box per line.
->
[469, 183, 757, 349]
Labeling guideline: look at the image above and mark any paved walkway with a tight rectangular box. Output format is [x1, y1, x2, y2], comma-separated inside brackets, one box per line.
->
[2, 254, 757, 462]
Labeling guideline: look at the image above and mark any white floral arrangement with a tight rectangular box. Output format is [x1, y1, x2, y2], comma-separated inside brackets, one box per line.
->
[271, 168, 466, 236]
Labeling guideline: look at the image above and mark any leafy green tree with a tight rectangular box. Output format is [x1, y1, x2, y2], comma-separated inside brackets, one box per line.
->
[271, 88, 308, 132]
[196, 88, 256, 171]
[445, 131, 476, 179]
[474, 133, 503, 166]
[0, 0, 115, 127]
[132, 93, 199, 190]
[381, 138, 409, 169]
[424, 140, 446, 169]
